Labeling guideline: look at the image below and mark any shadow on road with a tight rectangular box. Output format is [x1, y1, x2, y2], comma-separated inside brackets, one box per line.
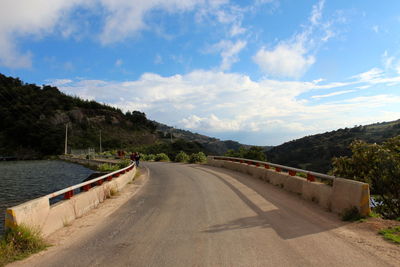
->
[195, 166, 346, 240]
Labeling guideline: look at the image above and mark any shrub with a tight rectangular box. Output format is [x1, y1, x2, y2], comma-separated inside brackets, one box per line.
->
[118, 159, 131, 169]
[0, 225, 48, 266]
[98, 163, 119, 172]
[189, 152, 207, 163]
[175, 151, 189, 162]
[331, 136, 400, 219]
[142, 154, 155, 161]
[155, 153, 170, 162]
[341, 206, 363, 221]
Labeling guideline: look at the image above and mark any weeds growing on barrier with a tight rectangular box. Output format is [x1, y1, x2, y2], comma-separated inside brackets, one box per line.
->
[341, 206, 364, 221]
[110, 187, 119, 197]
[0, 225, 48, 266]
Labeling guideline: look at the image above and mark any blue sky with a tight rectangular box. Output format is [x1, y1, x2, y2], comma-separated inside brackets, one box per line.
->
[1, 0, 400, 145]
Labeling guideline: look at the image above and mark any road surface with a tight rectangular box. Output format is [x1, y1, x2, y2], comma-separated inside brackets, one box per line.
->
[11, 162, 398, 266]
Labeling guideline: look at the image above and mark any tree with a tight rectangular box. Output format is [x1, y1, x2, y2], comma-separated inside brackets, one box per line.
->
[224, 146, 266, 161]
[331, 136, 400, 219]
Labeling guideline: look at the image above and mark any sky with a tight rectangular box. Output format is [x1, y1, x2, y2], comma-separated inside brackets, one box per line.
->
[1, 0, 400, 146]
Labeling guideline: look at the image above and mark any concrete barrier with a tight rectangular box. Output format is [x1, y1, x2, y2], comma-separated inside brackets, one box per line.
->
[207, 156, 370, 216]
[5, 165, 136, 237]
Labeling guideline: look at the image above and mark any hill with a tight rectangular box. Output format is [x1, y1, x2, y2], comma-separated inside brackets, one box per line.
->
[266, 120, 400, 173]
[0, 73, 251, 159]
[154, 122, 256, 155]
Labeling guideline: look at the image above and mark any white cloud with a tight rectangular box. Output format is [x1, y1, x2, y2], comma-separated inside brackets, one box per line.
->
[181, 114, 240, 132]
[0, 0, 85, 68]
[154, 54, 163, 65]
[253, 43, 315, 78]
[209, 40, 247, 71]
[53, 69, 400, 145]
[253, 0, 337, 78]
[311, 90, 355, 99]
[115, 59, 123, 67]
[310, 0, 325, 25]
[230, 23, 246, 37]
[0, 0, 221, 68]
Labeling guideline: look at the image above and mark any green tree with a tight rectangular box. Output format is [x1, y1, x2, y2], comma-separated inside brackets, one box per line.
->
[189, 152, 207, 163]
[224, 146, 266, 161]
[331, 136, 400, 219]
[175, 151, 189, 162]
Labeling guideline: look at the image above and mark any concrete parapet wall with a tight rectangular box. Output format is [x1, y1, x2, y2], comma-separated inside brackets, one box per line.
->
[207, 157, 370, 216]
[5, 167, 135, 237]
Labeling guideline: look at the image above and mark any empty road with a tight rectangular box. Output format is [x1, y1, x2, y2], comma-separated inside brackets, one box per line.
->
[12, 162, 398, 266]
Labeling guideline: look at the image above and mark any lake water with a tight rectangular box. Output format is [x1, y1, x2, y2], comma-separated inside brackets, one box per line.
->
[0, 160, 94, 236]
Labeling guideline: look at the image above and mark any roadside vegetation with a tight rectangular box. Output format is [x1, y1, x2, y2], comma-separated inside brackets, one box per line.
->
[0, 225, 48, 266]
[224, 146, 266, 161]
[379, 226, 400, 244]
[331, 136, 400, 220]
[175, 151, 190, 162]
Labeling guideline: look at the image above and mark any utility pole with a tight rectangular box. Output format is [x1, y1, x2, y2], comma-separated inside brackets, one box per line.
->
[64, 123, 68, 155]
[99, 130, 102, 153]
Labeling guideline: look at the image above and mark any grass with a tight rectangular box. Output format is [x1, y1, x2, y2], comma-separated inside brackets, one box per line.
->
[379, 226, 400, 244]
[98, 163, 119, 172]
[0, 225, 49, 266]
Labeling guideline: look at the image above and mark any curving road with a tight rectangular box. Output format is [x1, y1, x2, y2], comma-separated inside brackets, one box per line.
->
[12, 162, 397, 266]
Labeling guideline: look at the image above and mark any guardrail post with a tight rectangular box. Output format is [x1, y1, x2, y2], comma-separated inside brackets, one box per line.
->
[307, 173, 315, 182]
[82, 184, 91, 191]
[64, 190, 74, 199]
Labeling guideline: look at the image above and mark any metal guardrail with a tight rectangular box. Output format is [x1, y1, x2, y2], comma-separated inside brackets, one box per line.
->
[212, 156, 336, 182]
[45, 163, 135, 201]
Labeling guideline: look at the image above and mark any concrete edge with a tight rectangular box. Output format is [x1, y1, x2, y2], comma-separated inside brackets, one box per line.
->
[5, 166, 139, 237]
[206, 156, 370, 216]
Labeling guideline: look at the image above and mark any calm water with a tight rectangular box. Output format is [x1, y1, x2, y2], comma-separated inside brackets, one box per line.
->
[0, 160, 94, 235]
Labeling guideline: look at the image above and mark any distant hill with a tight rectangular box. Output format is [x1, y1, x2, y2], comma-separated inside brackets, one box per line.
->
[0, 73, 252, 159]
[154, 122, 263, 155]
[266, 120, 400, 173]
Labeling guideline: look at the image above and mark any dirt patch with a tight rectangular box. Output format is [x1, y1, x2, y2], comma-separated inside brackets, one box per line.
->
[331, 217, 400, 265]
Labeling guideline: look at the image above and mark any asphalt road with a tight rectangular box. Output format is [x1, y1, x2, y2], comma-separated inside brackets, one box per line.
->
[14, 162, 395, 266]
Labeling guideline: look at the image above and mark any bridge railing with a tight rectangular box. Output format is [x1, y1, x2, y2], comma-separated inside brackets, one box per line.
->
[211, 156, 335, 183]
[46, 163, 135, 202]
[5, 162, 137, 237]
[208, 156, 370, 216]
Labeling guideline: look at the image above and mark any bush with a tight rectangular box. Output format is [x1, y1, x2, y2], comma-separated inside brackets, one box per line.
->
[0, 225, 48, 266]
[154, 153, 170, 162]
[98, 163, 119, 172]
[189, 152, 207, 163]
[175, 151, 189, 162]
[331, 136, 400, 219]
[341, 207, 363, 221]
[225, 146, 266, 161]
[117, 159, 131, 169]
[142, 154, 155, 161]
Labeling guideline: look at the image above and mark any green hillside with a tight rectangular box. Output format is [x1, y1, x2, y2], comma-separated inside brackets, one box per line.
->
[0, 73, 251, 159]
[0, 74, 160, 159]
[266, 121, 400, 173]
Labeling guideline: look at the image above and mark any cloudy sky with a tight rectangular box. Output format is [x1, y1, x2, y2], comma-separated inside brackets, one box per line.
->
[1, 0, 400, 145]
